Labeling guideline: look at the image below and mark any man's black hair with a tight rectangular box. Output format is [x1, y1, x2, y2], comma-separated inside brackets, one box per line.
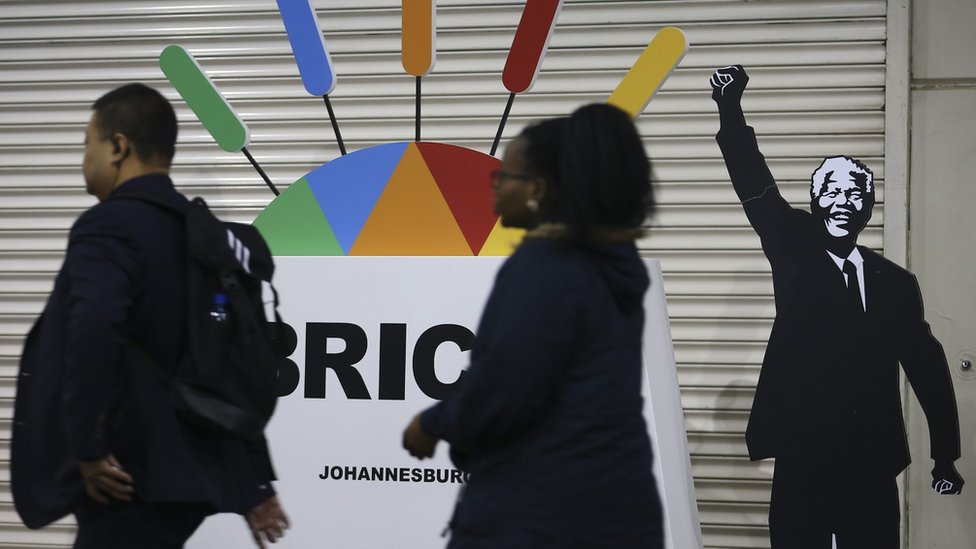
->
[520, 103, 654, 239]
[92, 83, 177, 167]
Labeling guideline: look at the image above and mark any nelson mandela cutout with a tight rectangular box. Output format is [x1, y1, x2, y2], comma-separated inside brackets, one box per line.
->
[710, 65, 963, 549]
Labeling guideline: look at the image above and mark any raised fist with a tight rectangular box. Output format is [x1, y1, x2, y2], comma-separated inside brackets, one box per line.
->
[710, 65, 749, 103]
[931, 460, 965, 495]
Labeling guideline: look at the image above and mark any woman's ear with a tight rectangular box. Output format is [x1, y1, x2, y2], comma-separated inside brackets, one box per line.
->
[528, 176, 547, 203]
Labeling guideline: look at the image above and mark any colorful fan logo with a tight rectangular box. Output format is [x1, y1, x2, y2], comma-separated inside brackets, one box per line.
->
[160, 0, 687, 257]
[255, 142, 512, 256]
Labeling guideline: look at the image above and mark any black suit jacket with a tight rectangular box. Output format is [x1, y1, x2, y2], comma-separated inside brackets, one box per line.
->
[717, 124, 960, 477]
[12, 174, 275, 528]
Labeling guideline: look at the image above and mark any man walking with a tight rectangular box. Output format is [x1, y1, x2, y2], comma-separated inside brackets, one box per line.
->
[12, 83, 287, 548]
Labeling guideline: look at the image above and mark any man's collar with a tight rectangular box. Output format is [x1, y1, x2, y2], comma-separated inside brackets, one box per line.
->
[826, 247, 864, 271]
[107, 172, 174, 199]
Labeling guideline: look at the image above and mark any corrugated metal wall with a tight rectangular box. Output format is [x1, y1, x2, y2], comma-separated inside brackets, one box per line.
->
[0, 1, 888, 547]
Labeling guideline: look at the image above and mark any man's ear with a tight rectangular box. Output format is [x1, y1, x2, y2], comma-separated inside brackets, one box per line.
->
[111, 133, 131, 163]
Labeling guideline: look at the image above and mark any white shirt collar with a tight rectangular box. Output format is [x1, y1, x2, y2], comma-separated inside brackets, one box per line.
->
[826, 247, 864, 271]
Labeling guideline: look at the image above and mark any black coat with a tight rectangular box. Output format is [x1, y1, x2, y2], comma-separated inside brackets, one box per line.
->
[716, 124, 960, 476]
[12, 174, 274, 529]
[421, 236, 663, 548]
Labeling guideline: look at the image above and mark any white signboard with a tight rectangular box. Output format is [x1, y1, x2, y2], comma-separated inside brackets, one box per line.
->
[189, 257, 701, 548]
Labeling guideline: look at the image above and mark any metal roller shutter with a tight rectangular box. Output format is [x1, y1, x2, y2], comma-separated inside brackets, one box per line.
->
[0, 1, 887, 547]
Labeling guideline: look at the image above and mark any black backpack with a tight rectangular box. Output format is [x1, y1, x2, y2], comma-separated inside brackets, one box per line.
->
[117, 192, 283, 441]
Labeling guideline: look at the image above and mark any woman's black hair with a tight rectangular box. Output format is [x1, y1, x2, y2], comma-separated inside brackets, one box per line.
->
[519, 103, 654, 239]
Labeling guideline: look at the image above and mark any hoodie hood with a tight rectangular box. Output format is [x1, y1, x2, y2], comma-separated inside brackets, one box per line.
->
[584, 240, 649, 312]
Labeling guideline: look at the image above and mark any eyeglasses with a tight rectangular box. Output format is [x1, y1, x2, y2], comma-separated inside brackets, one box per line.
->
[490, 170, 536, 186]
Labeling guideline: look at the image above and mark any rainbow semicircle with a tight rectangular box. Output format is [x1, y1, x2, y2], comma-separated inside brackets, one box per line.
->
[254, 142, 525, 257]
[480, 219, 527, 256]
[416, 142, 500, 255]
[252, 176, 342, 256]
[308, 142, 407, 254]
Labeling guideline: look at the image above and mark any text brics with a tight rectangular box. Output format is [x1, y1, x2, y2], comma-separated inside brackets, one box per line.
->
[274, 322, 474, 400]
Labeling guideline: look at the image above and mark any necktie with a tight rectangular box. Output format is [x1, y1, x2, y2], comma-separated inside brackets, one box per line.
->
[842, 260, 863, 312]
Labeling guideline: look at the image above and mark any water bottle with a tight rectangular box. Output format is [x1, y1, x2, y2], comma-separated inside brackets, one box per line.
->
[209, 292, 229, 322]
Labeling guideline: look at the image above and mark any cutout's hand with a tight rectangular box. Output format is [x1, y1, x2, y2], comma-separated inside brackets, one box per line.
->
[931, 460, 964, 495]
[710, 65, 749, 103]
[78, 454, 134, 505]
[403, 413, 439, 459]
[246, 495, 289, 548]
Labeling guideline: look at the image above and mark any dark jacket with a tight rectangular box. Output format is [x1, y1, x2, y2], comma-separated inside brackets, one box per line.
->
[12, 174, 274, 529]
[716, 123, 960, 475]
[421, 236, 663, 548]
